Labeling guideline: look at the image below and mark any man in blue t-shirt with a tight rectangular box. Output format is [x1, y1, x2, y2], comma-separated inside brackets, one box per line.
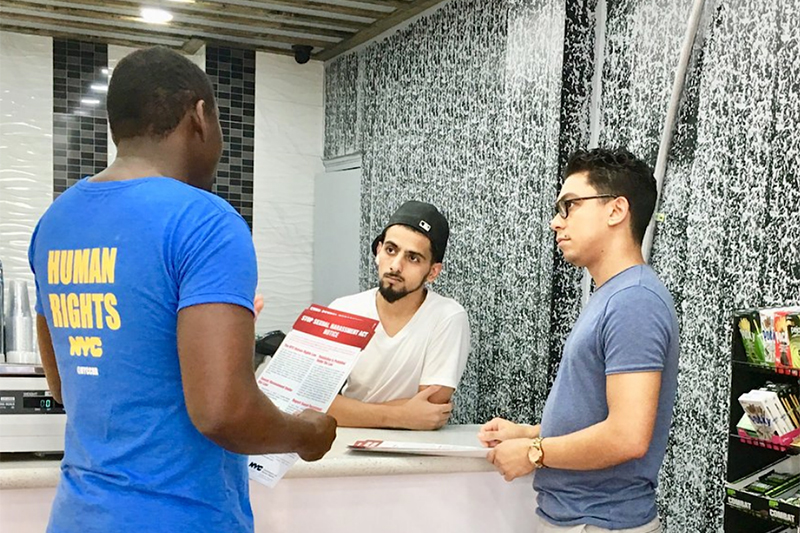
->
[28, 47, 336, 533]
[478, 148, 679, 532]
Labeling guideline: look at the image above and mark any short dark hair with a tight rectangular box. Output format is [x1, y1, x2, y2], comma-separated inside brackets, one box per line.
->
[107, 46, 216, 140]
[563, 148, 657, 244]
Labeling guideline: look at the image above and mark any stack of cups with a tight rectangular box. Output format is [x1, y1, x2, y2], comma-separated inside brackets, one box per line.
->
[0, 258, 4, 362]
[6, 279, 38, 365]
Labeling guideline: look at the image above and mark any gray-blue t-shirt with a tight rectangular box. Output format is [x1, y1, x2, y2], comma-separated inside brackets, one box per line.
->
[534, 265, 679, 529]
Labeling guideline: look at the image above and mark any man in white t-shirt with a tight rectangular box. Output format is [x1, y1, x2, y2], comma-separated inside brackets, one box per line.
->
[328, 201, 470, 430]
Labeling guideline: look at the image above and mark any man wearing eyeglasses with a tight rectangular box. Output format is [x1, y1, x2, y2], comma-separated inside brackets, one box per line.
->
[478, 148, 679, 533]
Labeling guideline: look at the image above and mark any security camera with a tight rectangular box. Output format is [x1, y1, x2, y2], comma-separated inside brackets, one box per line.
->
[292, 45, 313, 64]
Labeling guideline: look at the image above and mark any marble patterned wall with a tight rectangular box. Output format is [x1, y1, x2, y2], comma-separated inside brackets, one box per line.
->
[549, 0, 597, 398]
[325, 0, 567, 425]
[324, 0, 800, 531]
[323, 52, 359, 160]
[646, 1, 800, 530]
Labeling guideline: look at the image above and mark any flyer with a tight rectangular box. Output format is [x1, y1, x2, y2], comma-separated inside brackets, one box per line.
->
[248, 304, 378, 487]
[347, 439, 488, 458]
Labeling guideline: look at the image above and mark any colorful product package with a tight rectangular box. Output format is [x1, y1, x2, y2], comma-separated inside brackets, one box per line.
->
[776, 311, 794, 369]
[787, 313, 800, 367]
[761, 309, 779, 364]
[736, 309, 768, 365]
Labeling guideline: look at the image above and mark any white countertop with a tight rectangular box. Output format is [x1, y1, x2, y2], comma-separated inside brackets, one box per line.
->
[1, 424, 494, 490]
[287, 424, 492, 478]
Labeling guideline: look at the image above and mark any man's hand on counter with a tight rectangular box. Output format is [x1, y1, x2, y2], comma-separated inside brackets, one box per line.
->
[326, 386, 453, 430]
[295, 409, 337, 462]
[478, 418, 539, 448]
[397, 386, 453, 430]
[487, 438, 536, 482]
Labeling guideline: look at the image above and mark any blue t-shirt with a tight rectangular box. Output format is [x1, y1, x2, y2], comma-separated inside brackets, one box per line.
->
[534, 265, 679, 529]
[28, 177, 258, 533]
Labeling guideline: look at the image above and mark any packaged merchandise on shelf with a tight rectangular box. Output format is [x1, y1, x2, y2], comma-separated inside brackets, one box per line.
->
[740, 391, 785, 439]
[726, 455, 800, 527]
[737, 308, 769, 365]
[765, 474, 800, 498]
[775, 309, 799, 369]
[763, 382, 800, 429]
[757, 389, 795, 435]
[739, 388, 796, 439]
[762, 309, 780, 364]
[757, 306, 800, 369]
[787, 313, 800, 366]
[737, 413, 758, 439]
[728, 307, 800, 532]
[743, 470, 800, 496]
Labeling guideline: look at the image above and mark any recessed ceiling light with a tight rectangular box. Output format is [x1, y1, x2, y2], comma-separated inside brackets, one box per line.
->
[102, 68, 110, 76]
[140, 7, 173, 24]
[168, 0, 195, 3]
[81, 98, 101, 105]
[91, 84, 108, 92]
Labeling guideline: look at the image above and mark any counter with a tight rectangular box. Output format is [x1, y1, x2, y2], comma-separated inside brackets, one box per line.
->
[1, 424, 538, 532]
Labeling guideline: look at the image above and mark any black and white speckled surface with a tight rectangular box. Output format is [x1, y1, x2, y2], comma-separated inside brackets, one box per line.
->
[326, 0, 566, 426]
[323, 1, 800, 531]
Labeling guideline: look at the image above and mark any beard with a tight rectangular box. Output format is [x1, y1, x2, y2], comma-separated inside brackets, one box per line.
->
[378, 272, 427, 303]
[378, 283, 407, 303]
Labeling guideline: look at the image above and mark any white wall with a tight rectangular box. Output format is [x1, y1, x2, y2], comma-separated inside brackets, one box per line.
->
[0, 31, 323, 337]
[0, 31, 53, 317]
[253, 53, 324, 334]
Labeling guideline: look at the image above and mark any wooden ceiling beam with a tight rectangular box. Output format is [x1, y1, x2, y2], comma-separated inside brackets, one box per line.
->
[0, 21, 295, 57]
[28, 0, 371, 32]
[0, 23, 184, 48]
[3, 0, 352, 40]
[220, 0, 387, 20]
[0, 8, 335, 49]
[333, 0, 413, 8]
[315, 0, 447, 61]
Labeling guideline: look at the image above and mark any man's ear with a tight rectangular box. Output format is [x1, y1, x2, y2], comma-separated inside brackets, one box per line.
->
[191, 99, 211, 142]
[426, 263, 443, 283]
[608, 196, 630, 229]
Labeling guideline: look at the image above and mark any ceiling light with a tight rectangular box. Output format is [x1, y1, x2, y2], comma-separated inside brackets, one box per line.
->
[82, 98, 101, 105]
[91, 84, 108, 92]
[102, 68, 110, 76]
[140, 7, 173, 24]
[167, 0, 195, 3]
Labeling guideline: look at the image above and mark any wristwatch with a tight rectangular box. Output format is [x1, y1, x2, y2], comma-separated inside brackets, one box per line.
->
[527, 438, 545, 469]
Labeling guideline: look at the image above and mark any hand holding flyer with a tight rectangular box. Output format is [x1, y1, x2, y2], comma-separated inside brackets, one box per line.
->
[248, 305, 378, 487]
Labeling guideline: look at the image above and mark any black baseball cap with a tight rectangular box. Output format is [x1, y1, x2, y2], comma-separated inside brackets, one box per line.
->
[371, 201, 449, 263]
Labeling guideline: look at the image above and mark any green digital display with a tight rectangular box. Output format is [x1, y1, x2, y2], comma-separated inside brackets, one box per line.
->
[22, 396, 62, 410]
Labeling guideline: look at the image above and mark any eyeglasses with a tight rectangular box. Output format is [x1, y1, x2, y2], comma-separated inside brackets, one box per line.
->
[554, 194, 617, 219]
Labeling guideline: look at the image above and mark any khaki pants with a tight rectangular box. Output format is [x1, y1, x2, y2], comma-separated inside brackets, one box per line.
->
[535, 514, 662, 533]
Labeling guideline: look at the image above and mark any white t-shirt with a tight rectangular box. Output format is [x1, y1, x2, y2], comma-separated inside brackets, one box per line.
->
[329, 288, 470, 403]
